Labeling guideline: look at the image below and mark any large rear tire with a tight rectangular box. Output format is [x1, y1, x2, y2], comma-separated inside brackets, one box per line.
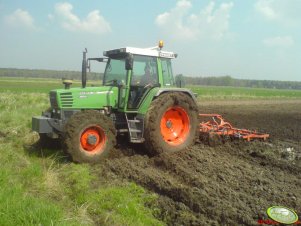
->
[64, 111, 116, 163]
[144, 92, 198, 155]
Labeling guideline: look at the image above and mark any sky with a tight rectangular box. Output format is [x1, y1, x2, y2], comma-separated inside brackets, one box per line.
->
[0, 0, 300, 81]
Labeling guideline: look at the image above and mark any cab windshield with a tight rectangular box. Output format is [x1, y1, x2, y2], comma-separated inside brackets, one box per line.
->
[103, 58, 127, 86]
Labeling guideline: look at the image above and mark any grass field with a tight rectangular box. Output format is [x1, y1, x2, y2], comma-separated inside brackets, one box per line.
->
[0, 79, 163, 225]
[191, 85, 301, 99]
[1, 77, 300, 225]
[1, 77, 301, 99]
[0, 77, 101, 93]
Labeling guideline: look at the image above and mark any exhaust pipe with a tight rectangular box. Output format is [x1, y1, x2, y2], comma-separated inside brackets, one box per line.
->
[62, 78, 73, 89]
[82, 48, 87, 88]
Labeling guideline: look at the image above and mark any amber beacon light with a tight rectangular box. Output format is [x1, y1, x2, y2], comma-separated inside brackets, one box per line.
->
[158, 40, 164, 49]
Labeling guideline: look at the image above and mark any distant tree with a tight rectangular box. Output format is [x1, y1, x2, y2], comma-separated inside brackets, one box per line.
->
[175, 74, 185, 87]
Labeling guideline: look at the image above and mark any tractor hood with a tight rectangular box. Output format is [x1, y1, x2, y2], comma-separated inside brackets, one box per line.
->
[50, 86, 118, 109]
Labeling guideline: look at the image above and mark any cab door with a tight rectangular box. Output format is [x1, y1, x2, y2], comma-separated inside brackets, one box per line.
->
[127, 55, 158, 109]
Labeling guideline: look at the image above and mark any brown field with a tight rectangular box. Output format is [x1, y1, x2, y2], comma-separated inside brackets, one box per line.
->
[97, 99, 301, 225]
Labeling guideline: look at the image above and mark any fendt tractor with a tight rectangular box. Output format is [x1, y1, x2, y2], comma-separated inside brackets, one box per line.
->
[32, 41, 199, 163]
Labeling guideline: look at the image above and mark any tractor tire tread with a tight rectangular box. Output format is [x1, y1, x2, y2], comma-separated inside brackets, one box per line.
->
[144, 92, 198, 156]
[63, 110, 116, 163]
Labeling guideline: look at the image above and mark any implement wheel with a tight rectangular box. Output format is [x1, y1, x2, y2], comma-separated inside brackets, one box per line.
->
[144, 92, 198, 155]
[64, 111, 116, 163]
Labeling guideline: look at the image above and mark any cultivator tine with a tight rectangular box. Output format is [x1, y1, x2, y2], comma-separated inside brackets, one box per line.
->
[199, 114, 269, 141]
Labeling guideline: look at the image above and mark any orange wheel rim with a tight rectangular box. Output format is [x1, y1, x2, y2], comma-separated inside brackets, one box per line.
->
[80, 126, 106, 154]
[160, 106, 190, 146]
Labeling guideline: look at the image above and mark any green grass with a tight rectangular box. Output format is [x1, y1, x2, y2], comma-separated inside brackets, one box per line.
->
[1, 77, 300, 99]
[0, 164, 65, 226]
[90, 183, 161, 225]
[0, 77, 101, 93]
[0, 91, 164, 226]
[190, 85, 301, 100]
[0, 78, 64, 93]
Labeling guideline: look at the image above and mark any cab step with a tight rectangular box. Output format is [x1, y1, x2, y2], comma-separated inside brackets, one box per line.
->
[125, 114, 144, 143]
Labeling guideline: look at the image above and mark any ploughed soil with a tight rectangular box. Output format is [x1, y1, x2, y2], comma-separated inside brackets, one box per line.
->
[98, 100, 301, 225]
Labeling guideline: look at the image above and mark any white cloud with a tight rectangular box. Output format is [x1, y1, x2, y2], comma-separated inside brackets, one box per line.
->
[48, 14, 54, 21]
[255, 0, 277, 20]
[155, 0, 233, 40]
[255, 0, 301, 26]
[263, 36, 294, 47]
[54, 2, 111, 34]
[5, 9, 36, 30]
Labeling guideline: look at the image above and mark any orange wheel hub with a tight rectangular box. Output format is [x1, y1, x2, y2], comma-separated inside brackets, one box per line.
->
[80, 126, 106, 154]
[160, 106, 190, 146]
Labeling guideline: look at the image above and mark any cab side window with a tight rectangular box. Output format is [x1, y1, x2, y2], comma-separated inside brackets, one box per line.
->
[131, 55, 158, 86]
[161, 58, 174, 87]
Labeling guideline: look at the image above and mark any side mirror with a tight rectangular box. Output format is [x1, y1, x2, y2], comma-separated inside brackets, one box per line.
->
[175, 74, 185, 88]
[125, 54, 133, 70]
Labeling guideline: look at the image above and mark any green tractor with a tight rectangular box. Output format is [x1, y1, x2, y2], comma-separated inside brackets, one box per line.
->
[32, 42, 199, 163]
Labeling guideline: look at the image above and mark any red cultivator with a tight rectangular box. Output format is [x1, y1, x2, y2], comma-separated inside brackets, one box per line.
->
[199, 114, 269, 141]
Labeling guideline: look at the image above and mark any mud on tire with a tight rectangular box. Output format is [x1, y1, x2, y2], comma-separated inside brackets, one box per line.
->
[64, 110, 116, 163]
[144, 92, 198, 155]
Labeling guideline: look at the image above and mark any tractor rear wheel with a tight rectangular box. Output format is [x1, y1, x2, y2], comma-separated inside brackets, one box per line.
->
[144, 92, 198, 155]
[64, 111, 116, 163]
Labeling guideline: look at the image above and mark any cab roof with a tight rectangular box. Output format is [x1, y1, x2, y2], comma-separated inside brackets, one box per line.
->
[103, 47, 177, 59]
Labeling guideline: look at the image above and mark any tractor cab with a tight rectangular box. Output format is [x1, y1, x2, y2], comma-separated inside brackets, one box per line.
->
[85, 42, 178, 111]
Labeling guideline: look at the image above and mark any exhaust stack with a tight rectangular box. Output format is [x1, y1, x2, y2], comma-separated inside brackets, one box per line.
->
[62, 79, 73, 89]
[82, 48, 87, 88]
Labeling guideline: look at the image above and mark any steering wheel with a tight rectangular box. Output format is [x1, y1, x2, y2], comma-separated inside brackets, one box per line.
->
[143, 83, 153, 89]
[105, 79, 118, 85]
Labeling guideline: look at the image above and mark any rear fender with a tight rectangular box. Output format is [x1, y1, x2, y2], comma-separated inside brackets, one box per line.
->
[154, 88, 197, 104]
[137, 88, 197, 115]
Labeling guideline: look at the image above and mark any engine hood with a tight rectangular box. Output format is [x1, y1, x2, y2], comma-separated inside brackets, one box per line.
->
[51, 86, 119, 109]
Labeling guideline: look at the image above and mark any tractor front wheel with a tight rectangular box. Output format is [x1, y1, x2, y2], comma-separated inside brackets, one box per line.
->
[64, 111, 116, 163]
[144, 92, 198, 155]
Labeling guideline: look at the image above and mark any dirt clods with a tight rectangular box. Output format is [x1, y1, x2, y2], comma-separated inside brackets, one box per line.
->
[98, 100, 301, 225]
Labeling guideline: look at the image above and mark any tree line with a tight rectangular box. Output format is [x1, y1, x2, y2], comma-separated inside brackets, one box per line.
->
[0, 68, 300, 90]
[176, 75, 301, 90]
